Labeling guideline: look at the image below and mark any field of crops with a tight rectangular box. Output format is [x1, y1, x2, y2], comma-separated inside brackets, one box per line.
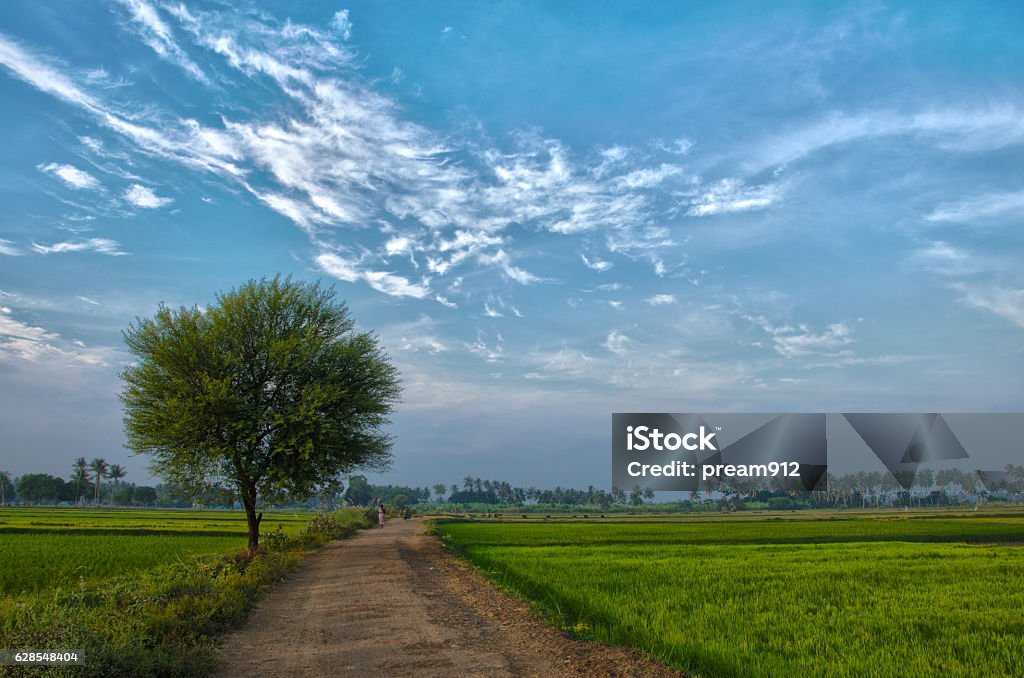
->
[0, 508, 311, 596]
[437, 509, 1024, 677]
[0, 507, 370, 676]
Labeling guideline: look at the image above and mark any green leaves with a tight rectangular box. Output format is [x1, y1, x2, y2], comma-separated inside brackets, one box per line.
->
[120, 275, 401, 548]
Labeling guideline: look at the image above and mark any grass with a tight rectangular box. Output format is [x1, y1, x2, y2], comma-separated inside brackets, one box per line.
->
[0, 534, 247, 595]
[0, 509, 312, 596]
[437, 509, 1024, 677]
[436, 512, 1024, 546]
[0, 507, 372, 677]
[0, 508, 312, 535]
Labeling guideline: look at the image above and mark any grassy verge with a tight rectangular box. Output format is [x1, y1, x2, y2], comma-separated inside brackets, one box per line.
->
[0, 507, 373, 677]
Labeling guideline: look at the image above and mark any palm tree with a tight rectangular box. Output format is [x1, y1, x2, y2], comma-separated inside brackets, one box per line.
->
[90, 458, 108, 506]
[949, 468, 967, 500]
[106, 464, 127, 505]
[0, 470, 11, 506]
[965, 469, 984, 500]
[915, 468, 935, 506]
[513, 486, 526, 505]
[1004, 464, 1023, 498]
[880, 473, 900, 508]
[935, 468, 953, 497]
[72, 457, 90, 507]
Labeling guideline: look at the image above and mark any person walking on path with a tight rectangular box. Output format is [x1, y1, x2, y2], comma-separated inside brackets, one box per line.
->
[378, 504, 386, 528]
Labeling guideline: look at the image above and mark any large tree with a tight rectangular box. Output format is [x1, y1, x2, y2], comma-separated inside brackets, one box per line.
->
[16, 474, 62, 505]
[343, 475, 374, 506]
[120, 276, 400, 554]
[134, 486, 158, 506]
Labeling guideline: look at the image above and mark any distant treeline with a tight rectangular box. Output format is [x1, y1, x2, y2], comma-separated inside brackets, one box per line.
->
[3, 466, 1022, 511]
[355, 468, 1024, 511]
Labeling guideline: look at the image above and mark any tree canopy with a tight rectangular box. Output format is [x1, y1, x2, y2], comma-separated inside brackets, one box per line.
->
[120, 276, 401, 553]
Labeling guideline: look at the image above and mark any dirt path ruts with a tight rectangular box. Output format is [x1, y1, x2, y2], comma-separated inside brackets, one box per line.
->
[214, 518, 683, 677]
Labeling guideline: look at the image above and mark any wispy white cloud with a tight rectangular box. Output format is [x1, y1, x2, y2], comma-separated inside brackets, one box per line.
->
[952, 284, 1024, 329]
[467, 331, 503, 362]
[908, 241, 983, 276]
[331, 10, 353, 40]
[362, 270, 429, 299]
[925, 190, 1024, 225]
[684, 178, 782, 216]
[316, 252, 431, 299]
[605, 226, 676, 276]
[115, 0, 208, 81]
[30, 238, 127, 256]
[615, 163, 688, 190]
[384, 235, 415, 257]
[2, 15, 702, 301]
[379, 314, 448, 354]
[646, 294, 676, 305]
[0, 289, 153, 317]
[315, 252, 361, 282]
[748, 316, 855, 358]
[0, 34, 243, 184]
[662, 137, 694, 155]
[595, 282, 626, 292]
[0, 239, 21, 256]
[0, 307, 119, 367]
[477, 249, 539, 284]
[398, 334, 445, 353]
[802, 354, 916, 370]
[0, 34, 105, 114]
[599, 145, 629, 162]
[531, 346, 594, 376]
[581, 253, 613, 272]
[124, 184, 173, 208]
[746, 107, 1024, 172]
[603, 330, 632, 355]
[38, 162, 102, 190]
[478, 138, 653, 235]
[252, 190, 329, 232]
[79, 136, 104, 154]
[481, 296, 523, 319]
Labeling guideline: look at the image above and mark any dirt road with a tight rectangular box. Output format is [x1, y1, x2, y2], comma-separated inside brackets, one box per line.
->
[214, 518, 682, 677]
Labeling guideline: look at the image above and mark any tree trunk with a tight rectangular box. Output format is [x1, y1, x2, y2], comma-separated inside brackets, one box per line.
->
[241, 485, 263, 556]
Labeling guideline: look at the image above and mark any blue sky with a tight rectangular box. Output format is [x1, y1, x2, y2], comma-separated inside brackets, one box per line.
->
[1, 1, 1022, 490]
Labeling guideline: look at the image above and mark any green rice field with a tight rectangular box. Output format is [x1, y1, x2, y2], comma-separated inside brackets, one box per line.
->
[437, 509, 1024, 677]
[0, 508, 311, 596]
[0, 507, 366, 676]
